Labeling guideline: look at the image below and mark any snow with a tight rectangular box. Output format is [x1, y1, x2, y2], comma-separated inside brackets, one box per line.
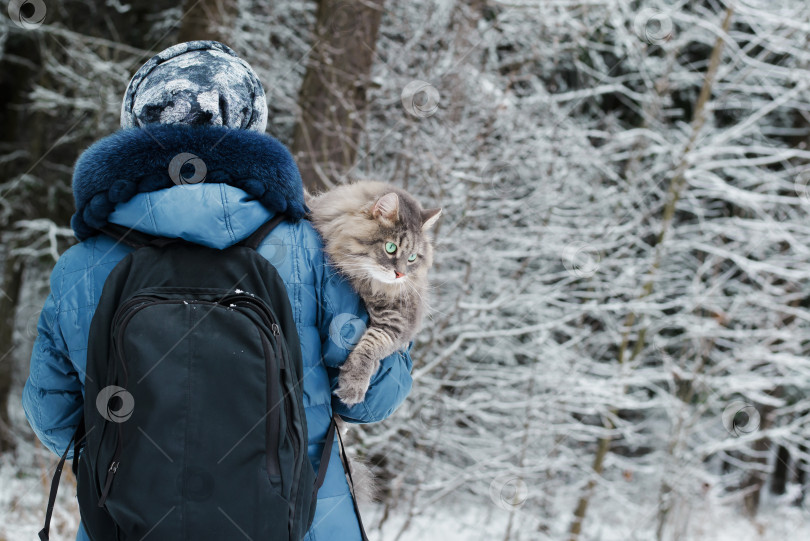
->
[2, 459, 808, 541]
[3, 0, 810, 539]
[0, 440, 80, 541]
[366, 498, 810, 541]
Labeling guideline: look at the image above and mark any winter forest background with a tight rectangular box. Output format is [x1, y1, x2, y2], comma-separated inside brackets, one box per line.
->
[1, 0, 809, 539]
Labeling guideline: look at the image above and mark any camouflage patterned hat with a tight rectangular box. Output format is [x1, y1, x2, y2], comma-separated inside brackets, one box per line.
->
[120, 41, 268, 132]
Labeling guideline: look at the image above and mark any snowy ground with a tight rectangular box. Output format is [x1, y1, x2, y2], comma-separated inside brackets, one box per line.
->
[2, 446, 808, 541]
[4, 382, 807, 541]
[366, 492, 810, 541]
[0, 438, 81, 541]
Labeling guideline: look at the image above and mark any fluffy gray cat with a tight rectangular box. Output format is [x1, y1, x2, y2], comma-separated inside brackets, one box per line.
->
[306, 180, 442, 405]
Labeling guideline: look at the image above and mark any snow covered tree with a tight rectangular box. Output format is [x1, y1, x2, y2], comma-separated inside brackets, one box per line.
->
[1, 1, 809, 539]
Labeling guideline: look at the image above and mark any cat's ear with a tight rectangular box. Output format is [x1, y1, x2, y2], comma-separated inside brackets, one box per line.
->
[421, 208, 442, 231]
[372, 193, 399, 224]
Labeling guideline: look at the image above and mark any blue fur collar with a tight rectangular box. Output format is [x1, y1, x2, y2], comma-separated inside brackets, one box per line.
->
[70, 124, 307, 240]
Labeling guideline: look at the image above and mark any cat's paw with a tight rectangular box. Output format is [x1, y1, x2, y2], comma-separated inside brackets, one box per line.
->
[335, 375, 369, 406]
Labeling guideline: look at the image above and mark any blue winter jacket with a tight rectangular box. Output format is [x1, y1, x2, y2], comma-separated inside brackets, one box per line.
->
[22, 125, 413, 541]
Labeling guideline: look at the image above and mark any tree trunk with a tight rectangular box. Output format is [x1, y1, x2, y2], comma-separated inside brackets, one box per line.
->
[0, 245, 23, 452]
[0, 0, 176, 457]
[742, 396, 777, 517]
[568, 431, 611, 541]
[0, 27, 44, 455]
[797, 443, 808, 506]
[291, 0, 386, 192]
[177, 0, 239, 44]
[567, 7, 735, 539]
[771, 445, 791, 496]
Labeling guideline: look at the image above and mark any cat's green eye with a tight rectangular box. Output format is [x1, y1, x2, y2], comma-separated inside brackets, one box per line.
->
[408, 253, 418, 262]
[385, 242, 397, 254]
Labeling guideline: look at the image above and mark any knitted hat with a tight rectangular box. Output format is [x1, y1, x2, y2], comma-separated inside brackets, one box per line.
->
[120, 41, 268, 132]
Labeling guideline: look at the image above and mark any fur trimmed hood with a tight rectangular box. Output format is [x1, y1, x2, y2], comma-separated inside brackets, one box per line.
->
[70, 123, 307, 240]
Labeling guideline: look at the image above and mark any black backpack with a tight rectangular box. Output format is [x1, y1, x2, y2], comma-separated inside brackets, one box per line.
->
[38, 216, 343, 541]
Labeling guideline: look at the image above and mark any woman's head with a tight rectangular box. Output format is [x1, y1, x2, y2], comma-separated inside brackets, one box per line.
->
[120, 41, 267, 132]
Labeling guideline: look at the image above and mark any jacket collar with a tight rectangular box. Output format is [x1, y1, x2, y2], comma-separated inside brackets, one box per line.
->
[106, 184, 273, 250]
[70, 123, 306, 240]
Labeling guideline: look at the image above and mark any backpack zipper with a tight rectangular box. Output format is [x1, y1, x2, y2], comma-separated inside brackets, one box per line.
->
[96, 298, 138, 508]
[98, 425, 122, 507]
[282, 358, 303, 536]
[235, 297, 301, 494]
[260, 330, 282, 478]
[235, 295, 304, 533]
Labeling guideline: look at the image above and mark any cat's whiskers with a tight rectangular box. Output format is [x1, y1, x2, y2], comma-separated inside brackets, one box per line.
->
[403, 279, 443, 318]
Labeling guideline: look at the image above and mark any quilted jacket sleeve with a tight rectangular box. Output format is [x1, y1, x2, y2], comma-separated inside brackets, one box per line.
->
[21, 256, 84, 458]
[316, 253, 414, 424]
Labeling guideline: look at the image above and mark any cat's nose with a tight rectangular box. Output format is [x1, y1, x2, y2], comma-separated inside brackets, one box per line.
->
[395, 271, 405, 279]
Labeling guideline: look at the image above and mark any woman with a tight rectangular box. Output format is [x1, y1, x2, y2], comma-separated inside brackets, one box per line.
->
[22, 40, 412, 541]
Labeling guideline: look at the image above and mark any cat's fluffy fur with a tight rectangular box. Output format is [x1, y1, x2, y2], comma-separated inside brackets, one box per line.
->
[306, 180, 441, 405]
[335, 417, 377, 503]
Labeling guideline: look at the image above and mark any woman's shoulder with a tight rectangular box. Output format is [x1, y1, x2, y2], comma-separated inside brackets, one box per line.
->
[252, 217, 327, 284]
[54, 234, 133, 275]
[271, 217, 324, 254]
[44, 234, 132, 316]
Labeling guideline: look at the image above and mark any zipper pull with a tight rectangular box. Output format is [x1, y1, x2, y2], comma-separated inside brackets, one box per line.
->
[271, 323, 280, 335]
[98, 460, 119, 507]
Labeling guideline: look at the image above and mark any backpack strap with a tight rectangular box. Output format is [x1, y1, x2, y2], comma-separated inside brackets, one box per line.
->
[101, 213, 286, 251]
[39, 420, 86, 541]
[71, 415, 86, 479]
[313, 417, 336, 496]
[314, 415, 370, 541]
[240, 214, 286, 250]
[100, 223, 180, 249]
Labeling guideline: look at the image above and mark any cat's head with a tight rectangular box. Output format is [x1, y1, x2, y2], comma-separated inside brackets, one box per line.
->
[355, 190, 441, 285]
